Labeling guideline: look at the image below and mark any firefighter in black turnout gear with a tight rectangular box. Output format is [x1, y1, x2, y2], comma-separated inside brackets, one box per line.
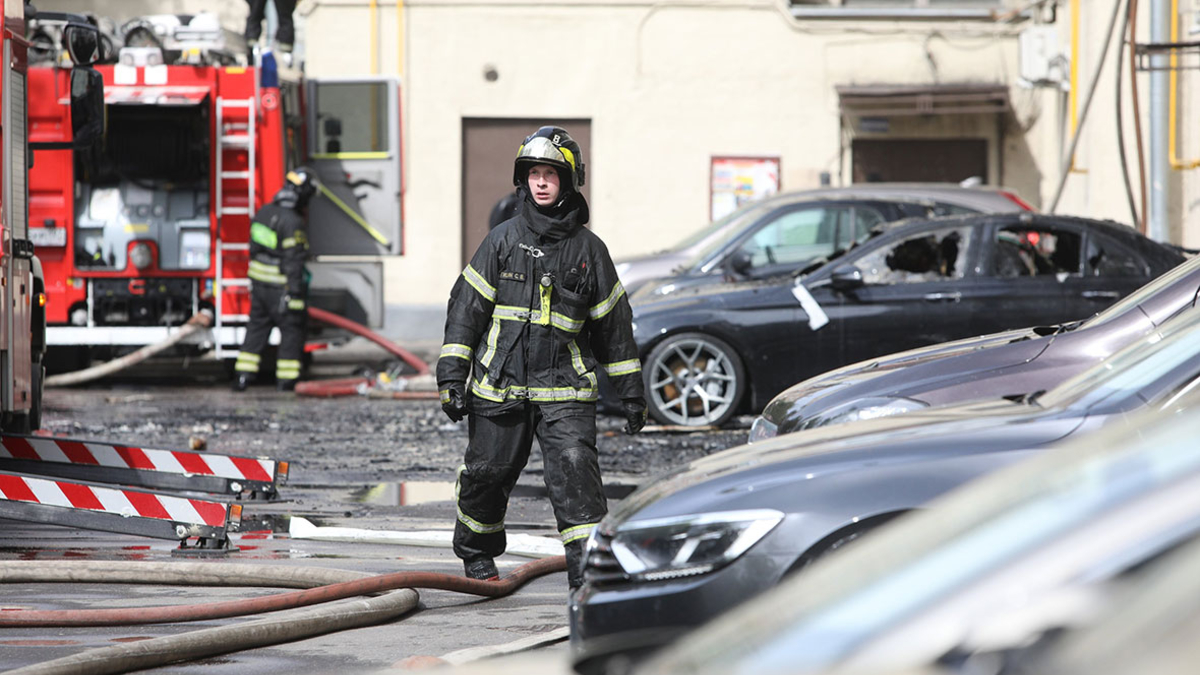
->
[234, 169, 315, 392]
[439, 127, 647, 589]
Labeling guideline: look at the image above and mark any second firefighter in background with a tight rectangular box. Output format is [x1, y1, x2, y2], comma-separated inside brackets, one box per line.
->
[234, 168, 315, 391]
[438, 126, 647, 590]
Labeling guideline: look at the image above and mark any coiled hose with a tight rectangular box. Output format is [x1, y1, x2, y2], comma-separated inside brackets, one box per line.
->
[1, 556, 566, 675]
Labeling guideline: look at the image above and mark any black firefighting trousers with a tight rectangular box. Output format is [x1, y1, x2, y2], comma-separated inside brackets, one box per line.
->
[453, 402, 606, 589]
[235, 282, 306, 382]
[245, 0, 297, 46]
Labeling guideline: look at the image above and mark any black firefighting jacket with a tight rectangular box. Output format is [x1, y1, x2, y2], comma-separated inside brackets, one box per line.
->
[248, 201, 307, 296]
[438, 195, 644, 413]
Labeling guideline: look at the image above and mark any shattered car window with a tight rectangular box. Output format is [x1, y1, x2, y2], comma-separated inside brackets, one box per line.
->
[1086, 235, 1148, 278]
[857, 226, 971, 285]
[991, 226, 1082, 278]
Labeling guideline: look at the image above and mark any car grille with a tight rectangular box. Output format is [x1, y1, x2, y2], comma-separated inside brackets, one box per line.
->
[583, 529, 630, 587]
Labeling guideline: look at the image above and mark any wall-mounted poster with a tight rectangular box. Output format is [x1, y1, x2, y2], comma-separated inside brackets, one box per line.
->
[710, 156, 780, 221]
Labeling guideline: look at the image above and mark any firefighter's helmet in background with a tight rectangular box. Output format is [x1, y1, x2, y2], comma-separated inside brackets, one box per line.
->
[512, 126, 585, 193]
[275, 168, 317, 209]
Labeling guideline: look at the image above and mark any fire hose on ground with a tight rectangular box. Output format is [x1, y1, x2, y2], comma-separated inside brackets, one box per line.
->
[0, 556, 566, 675]
[44, 307, 438, 399]
[299, 306, 439, 400]
[44, 311, 215, 387]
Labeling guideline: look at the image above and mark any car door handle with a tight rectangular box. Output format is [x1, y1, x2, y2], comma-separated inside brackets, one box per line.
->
[1082, 290, 1121, 300]
[923, 292, 962, 302]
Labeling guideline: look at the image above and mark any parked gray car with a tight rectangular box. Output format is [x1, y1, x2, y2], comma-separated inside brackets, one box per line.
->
[749, 253, 1200, 441]
[635, 388, 1200, 675]
[614, 183, 1032, 295]
[570, 301, 1200, 673]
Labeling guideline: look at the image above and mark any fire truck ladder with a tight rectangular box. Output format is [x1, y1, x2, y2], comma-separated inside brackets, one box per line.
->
[213, 96, 258, 360]
[0, 434, 289, 550]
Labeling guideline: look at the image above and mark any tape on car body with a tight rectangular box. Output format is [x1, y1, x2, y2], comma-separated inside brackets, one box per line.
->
[791, 282, 829, 331]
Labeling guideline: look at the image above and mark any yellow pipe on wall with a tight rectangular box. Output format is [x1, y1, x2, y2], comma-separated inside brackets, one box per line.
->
[1169, 0, 1200, 169]
[1069, 0, 1080, 135]
[1067, 0, 1086, 172]
[396, 0, 405, 76]
[370, 0, 379, 74]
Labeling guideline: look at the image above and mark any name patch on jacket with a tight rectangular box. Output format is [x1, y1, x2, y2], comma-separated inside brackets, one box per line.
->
[499, 271, 526, 282]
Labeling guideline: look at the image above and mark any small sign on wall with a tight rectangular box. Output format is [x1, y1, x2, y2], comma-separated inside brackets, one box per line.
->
[710, 156, 780, 221]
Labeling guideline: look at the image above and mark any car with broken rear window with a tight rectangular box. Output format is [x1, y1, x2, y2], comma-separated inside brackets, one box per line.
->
[614, 183, 1033, 295]
[748, 251, 1200, 441]
[628, 212, 1185, 427]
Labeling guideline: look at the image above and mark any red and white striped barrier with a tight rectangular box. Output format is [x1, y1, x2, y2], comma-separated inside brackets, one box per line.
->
[0, 434, 286, 499]
[0, 435, 274, 483]
[0, 473, 230, 527]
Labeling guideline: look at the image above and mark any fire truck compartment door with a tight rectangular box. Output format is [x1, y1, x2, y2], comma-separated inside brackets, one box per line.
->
[307, 260, 384, 329]
[305, 76, 402, 256]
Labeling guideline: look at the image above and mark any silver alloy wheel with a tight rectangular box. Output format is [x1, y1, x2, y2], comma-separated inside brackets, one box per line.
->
[646, 334, 743, 427]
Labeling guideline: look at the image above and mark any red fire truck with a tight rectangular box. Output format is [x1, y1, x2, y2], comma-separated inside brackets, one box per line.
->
[0, 9, 285, 549]
[28, 13, 403, 369]
[0, 4, 105, 431]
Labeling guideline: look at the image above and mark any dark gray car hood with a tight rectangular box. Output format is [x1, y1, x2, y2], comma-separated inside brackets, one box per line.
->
[610, 398, 1081, 524]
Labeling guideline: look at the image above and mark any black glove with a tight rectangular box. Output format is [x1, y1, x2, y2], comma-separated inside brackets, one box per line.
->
[441, 382, 468, 422]
[622, 398, 647, 435]
[280, 293, 306, 313]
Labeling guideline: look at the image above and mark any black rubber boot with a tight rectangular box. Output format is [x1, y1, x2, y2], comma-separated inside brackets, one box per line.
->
[277, 379, 296, 392]
[464, 558, 499, 581]
[565, 540, 586, 590]
[233, 373, 253, 392]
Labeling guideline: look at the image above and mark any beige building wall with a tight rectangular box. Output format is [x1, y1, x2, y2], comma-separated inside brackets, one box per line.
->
[53, 1, 1200, 337]
[302, 0, 1068, 324]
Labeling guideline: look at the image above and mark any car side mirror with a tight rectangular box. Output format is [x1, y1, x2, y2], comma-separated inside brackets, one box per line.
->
[69, 68, 105, 149]
[829, 265, 864, 291]
[62, 22, 102, 67]
[728, 250, 753, 276]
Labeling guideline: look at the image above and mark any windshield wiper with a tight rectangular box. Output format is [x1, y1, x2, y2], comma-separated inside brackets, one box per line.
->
[1023, 389, 1047, 405]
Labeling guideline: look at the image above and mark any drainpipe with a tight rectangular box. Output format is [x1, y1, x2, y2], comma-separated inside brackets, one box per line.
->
[1149, 0, 1170, 242]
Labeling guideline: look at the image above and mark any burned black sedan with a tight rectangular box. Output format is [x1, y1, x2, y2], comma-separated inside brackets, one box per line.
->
[631, 212, 1185, 427]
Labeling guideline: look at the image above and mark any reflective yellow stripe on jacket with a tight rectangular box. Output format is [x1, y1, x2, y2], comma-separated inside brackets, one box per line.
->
[470, 377, 598, 403]
[248, 260, 287, 285]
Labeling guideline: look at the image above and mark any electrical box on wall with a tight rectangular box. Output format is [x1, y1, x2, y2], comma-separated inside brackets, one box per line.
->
[1018, 25, 1067, 89]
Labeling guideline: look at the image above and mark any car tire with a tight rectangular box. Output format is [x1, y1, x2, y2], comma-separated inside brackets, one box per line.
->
[644, 332, 745, 427]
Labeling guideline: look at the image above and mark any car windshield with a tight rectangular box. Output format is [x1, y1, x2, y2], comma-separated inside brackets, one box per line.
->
[1034, 303, 1200, 410]
[680, 201, 786, 270]
[1084, 256, 1200, 328]
[650, 390, 1200, 675]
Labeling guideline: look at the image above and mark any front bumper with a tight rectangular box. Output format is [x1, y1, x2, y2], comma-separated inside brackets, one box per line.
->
[569, 550, 792, 667]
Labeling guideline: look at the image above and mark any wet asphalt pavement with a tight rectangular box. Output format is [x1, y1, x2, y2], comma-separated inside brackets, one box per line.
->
[0, 359, 750, 673]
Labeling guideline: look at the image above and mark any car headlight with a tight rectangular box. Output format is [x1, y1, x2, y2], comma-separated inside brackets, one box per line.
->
[610, 509, 784, 582]
[805, 397, 929, 430]
[748, 416, 778, 443]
